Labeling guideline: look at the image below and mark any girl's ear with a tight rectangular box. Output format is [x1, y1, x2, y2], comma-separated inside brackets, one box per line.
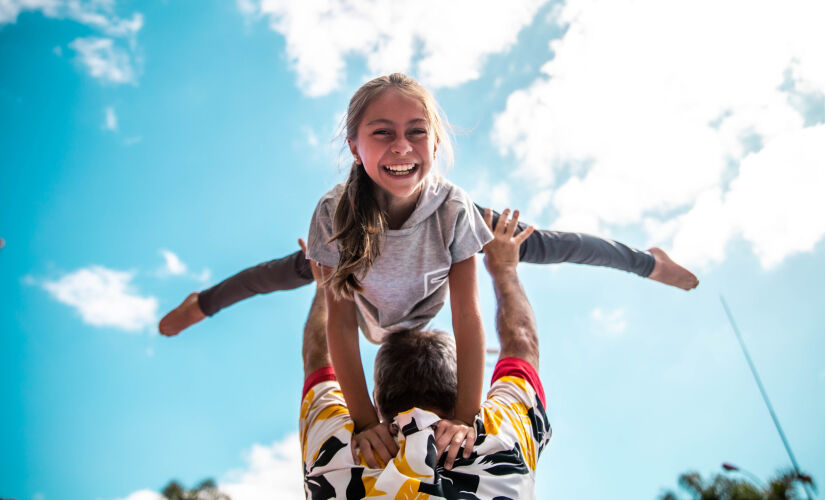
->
[347, 138, 361, 165]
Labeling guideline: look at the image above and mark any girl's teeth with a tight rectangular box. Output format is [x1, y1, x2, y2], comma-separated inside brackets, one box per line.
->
[384, 164, 415, 175]
[386, 164, 413, 171]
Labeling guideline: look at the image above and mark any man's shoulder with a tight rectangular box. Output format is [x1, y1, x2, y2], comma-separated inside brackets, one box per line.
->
[489, 357, 546, 408]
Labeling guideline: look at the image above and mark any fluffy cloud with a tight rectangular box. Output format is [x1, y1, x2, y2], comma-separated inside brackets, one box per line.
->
[69, 36, 135, 84]
[159, 249, 187, 276]
[240, 0, 549, 96]
[1, 0, 143, 84]
[156, 249, 211, 282]
[43, 266, 158, 331]
[590, 307, 627, 337]
[493, 0, 825, 268]
[0, 0, 58, 24]
[0, 0, 143, 35]
[104, 105, 118, 130]
[115, 434, 304, 500]
[220, 434, 304, 500]
[114, 491, 162, 500]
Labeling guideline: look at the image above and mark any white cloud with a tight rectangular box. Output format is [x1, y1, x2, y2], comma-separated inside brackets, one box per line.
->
[468, 172, 513, 212]
[492, 0, 825, 268]
[1, 1, 143, 84]
[104, 106, 117, 130]
[42, 266, 158, 331]
[0, 0, 59, 24]
[240, 0, 549, 96]
[304, 126, 319, 147]
[159, 249, 187, 276]
[69, 36, 135, 84]
[114, 491, 162, 500]
[115, 434, 304, 500]
[196, 268, 212, 284]
[0, 0, 143, 35]
[64, 0, 143, 38]
[220, 433, 304, 500]
[590, 307, 627, 337]
[157, 249, 212, 283]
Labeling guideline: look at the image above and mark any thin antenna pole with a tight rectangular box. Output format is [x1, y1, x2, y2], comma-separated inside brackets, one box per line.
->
[720, 295, 813, 499]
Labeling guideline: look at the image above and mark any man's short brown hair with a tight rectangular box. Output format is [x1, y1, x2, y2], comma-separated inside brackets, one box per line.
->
[373, 329, 457, 421]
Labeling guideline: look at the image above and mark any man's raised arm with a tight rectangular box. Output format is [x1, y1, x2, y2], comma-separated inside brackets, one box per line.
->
[481, 209, 539, 371]
[300, 239, 331, 378]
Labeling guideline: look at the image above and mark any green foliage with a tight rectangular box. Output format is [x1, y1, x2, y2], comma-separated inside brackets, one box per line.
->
[660, 468, 815, 500]
[161, 478, 231, 500]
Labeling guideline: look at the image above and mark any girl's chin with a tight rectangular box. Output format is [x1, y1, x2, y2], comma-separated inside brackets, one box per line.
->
[374, 178, 425, 202]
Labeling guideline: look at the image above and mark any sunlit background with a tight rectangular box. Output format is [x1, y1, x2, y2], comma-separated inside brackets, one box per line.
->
[2, 0, 824, 498]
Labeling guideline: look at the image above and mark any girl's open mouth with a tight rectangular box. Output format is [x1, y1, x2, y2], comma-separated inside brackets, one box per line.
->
[382, 163, 417, 176]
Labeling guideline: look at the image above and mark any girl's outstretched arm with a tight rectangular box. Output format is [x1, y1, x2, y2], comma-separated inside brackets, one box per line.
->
[158, 250, 314, 336]
[198, 250, 313, 316]
[474, 204, 698, 290]
[436, 255, 485, 470]
[321, 265, 398, 469]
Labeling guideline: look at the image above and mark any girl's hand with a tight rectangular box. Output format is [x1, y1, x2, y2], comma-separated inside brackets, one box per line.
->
[434, 418, 476, 470]
[351, 420, 399, 469]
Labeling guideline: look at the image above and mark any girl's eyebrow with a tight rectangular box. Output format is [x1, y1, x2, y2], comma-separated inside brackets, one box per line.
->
[366, 118, 428, 126]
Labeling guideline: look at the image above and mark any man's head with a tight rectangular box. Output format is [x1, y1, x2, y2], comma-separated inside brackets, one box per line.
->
[373, 329, 457, 421]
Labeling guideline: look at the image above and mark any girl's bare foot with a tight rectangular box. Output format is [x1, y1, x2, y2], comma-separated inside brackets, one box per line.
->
[647, 247, 699, 291]
[158, 292, 206, 336]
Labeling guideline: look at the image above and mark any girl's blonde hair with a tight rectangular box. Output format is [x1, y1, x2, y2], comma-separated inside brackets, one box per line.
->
[327, 73, 453, 299]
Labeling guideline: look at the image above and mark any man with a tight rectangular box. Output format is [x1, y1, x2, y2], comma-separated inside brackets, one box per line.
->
[299, 209, 551, 499]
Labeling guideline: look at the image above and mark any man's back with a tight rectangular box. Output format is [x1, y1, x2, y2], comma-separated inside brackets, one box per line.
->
[300, 357, 550, 499]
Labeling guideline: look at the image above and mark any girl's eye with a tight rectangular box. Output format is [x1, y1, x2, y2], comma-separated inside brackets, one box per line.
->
[409, 129, 427, 136]
[373, 130, 391, 136]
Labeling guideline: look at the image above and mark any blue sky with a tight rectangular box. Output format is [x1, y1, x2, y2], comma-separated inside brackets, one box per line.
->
[2, 0, 824, 499]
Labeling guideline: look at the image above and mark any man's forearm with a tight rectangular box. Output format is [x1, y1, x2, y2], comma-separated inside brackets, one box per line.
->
[491, 267, 539, 370]
[302, 288, 330, 376]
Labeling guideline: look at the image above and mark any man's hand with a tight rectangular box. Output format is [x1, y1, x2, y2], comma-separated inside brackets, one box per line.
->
[482, 208, 534, 275]
[434, 418, 476, 470]
[298, 238, 323, 284]
[351, 420, 399, 469]
[158, 292, 206, 336]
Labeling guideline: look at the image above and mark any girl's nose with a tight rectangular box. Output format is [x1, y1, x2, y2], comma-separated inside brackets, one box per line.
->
[391, 137, 412, 154]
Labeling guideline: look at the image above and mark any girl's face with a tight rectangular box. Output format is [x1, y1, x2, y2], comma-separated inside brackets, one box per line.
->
[348, 89, 437, 203]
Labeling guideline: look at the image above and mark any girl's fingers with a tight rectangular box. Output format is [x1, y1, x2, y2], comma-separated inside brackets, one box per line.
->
[350, 439, 359, 463]
[377, 424, 399, 457]
[367, 432, 392, 466]
[435, 421, 453, 456]
[462, 427, 476, 459]
[434, 423, 447, 456]
[444, 432, 466, 470]
[360, 438, 379, 468]
[514, 225, 535, 245]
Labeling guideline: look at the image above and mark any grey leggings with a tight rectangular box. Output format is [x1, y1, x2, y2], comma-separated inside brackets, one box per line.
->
[197, 205, 654, 316]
